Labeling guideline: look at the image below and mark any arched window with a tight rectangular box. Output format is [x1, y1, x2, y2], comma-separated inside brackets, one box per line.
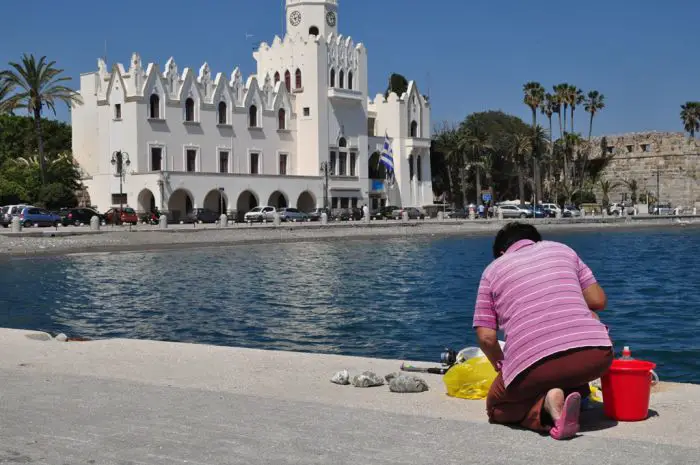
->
[295, 69, 302, 89]
[218, 101, 227, 125]
[339, 70, 344, 89]
[408, 154, 414, 180]
[249, 105, 258, 127]
[184, 98, 195, 122]
[410, 120, 418, 137]
[278, 108, 286, 130]
[339, 137, 347, 148]
[274, 72, 280, 84]
[149, 94, 160, 119]
[309, 26, 319, 36]
[417, 155, 422, 181]
[330, 68, 335, 87]
[348, 71, 353, 90]
[284, 70, 291, 92]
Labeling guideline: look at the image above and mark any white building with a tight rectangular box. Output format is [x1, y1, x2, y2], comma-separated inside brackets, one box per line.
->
[71, 0, 432, 221]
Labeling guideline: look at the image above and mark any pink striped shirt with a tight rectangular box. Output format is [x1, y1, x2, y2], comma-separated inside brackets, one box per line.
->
[473, 239, 611, 387]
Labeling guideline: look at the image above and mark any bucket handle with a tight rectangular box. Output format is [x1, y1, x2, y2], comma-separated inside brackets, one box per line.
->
[651, 370, 659, 386]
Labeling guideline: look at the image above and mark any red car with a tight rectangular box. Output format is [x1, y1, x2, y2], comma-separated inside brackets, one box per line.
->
[104, 207, 139, 225]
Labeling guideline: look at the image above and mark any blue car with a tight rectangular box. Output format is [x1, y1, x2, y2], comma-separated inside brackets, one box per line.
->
[19, 207, 61, 228]
[524, 205, 547, 219]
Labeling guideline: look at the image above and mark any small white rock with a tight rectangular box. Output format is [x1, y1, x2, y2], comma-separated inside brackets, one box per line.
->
[54, 333, 68, 342]
[330, 370, 350, 385]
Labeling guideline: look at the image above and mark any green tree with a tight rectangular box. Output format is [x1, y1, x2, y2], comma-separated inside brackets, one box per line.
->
[554, 83, 569, 136]
[680, 102, 700, 138]
[385, 73, 409, 98]
[461, 126, 492, 205]
[599, 179, 622, 209]
[584, 91, 606, 140]
[0, 76, 15, 114]
[523, 82, 545, 204]
[0, 54, 81, 184]
[432, 123, 462, 205]
[623, 179, 639, 203]
[567, 85, 584, 134]
[508, 132, 532, 203]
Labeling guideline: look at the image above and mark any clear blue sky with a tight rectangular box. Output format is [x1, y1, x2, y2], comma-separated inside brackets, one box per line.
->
[1, 0, 697, 136]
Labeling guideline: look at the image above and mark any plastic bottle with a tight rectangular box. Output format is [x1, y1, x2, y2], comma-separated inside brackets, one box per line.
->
[620, 346, 634, 360]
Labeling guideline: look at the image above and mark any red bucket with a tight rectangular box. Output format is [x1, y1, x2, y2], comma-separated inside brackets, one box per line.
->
[601, 359, 657, 421]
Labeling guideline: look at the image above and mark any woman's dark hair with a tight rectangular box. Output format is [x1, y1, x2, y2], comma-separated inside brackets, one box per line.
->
[492, 222, 542, 258]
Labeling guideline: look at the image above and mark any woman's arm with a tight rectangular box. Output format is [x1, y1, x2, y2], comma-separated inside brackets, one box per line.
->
[583, 283, 607, 311]
[476, 327, 504, 372]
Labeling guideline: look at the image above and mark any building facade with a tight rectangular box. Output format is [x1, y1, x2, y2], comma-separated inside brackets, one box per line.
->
[71, 0, 432, 221]
[592, 132, 700, 209]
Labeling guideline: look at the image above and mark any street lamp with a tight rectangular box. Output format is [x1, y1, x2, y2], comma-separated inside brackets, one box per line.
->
[320, 161, 330, 210]
[111, 151, 130, 224]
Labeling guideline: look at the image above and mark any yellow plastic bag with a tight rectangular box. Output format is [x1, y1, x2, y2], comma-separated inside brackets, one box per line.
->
[443, 356, 498, 400]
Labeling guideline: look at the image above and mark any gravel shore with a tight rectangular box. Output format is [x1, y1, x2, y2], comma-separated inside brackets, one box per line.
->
[1, 217, 697, 258]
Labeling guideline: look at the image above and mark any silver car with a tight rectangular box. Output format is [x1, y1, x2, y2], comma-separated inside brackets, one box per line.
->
[243, 206, 277, 222]
[497, 205, 532, 219]
[278, 207, 309, 222]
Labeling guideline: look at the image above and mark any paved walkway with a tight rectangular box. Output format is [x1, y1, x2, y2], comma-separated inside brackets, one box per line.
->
[1, 328, 698, 464]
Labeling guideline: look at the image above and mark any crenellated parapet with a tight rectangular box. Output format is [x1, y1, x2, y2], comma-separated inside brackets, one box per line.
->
[94, 53, 292, 113]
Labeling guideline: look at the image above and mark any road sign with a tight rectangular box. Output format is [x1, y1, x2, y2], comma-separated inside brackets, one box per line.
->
[482, 193, 492, 202]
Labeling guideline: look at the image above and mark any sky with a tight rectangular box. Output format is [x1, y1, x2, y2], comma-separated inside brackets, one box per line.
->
[1, 0, 698, 136]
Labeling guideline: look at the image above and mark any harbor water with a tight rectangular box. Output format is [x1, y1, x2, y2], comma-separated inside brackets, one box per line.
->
[1, 227, 698, 383]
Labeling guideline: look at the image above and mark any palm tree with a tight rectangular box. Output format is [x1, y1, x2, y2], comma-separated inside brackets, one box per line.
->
[554, 83, 569, 136]
[0, 54, 82, 184]
[0, 76, 16, 114]
[623, 179, 639, 204]
[523, 82, 545, 204]
[584, 91, 606, 141]
[531, 124, 549, 203]
[462, 126, 492, 206]
[568, 85, 584, 134]
[508, 132, 532, 204]
[433, 124, 461, 204]
[680, 102, 700, 138]
[599, 179, 622, 209]
[540, 93, 556, 144]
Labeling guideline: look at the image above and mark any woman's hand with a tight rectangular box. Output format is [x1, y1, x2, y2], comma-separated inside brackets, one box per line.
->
[476, 327, 505, 372]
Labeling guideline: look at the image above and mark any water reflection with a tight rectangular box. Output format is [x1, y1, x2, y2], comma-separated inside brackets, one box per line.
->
[1, 228, 699, 383]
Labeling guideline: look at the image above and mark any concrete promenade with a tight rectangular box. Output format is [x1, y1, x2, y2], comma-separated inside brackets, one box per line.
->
[1, 328, 698, 464]
[1, 216, 698, 258]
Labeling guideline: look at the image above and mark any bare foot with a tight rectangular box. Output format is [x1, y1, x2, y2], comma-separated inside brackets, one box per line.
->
[544, 388, 565, 421]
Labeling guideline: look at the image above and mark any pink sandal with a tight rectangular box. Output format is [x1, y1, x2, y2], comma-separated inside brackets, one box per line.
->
[550, 392, 581, 440]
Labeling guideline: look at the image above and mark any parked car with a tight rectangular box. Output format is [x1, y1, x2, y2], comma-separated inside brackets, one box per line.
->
[60, 208, 104, 226]
[540, 203, 562, 216]
[497, 204, 532, 218]
[391, 207, 426, 220]
[19, 207, 61, 227]
[244, 206, 276, 222]
[371, 205, 399, 220]
[183, 208, 220, 224]
[104, 207, 139, 225]
[278, 207, 309, 222]
[308, 208, 331, 221]
[1, 204, 32, 227]
[651, 202, 673, 215]
[541, 206, 558, 218]
[563, 205, 581, 217]
[446, 208, 468, 219]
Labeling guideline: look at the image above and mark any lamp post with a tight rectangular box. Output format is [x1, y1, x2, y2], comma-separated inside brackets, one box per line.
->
[320, 161, 330, 211]
[111, 151, 130, 224]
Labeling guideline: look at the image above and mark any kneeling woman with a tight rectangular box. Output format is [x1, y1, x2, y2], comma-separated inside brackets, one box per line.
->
[473, 223, 612, 440]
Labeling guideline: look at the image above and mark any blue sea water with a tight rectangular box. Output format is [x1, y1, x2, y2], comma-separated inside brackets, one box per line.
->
[0, 227, 699, 383]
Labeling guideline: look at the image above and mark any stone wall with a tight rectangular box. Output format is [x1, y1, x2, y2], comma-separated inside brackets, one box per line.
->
[591, 132, 700, 208]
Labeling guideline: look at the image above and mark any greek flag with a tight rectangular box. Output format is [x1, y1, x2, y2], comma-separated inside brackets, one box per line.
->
[379, 133, 394, 172]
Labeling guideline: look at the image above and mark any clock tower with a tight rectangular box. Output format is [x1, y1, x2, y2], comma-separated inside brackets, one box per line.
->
[285, 0, 338, 37]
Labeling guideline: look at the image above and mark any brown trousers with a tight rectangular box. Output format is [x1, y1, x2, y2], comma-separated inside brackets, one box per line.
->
[486, 347, 613, 432]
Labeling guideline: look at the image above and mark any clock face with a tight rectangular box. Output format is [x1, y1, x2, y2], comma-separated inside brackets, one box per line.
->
[326, 11, 336, 27]
[289, 10, 302, 26]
